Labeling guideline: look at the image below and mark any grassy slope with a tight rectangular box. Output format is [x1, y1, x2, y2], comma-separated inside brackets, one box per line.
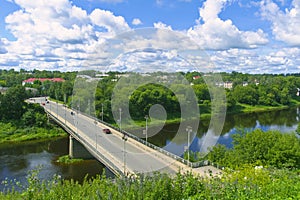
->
[0, 122, 67, 144]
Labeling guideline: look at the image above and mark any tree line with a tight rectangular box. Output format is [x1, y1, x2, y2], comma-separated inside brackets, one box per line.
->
[2, 69, 300, 123]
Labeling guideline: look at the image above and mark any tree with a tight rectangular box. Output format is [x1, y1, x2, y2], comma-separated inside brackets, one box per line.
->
[1, 85, 28, 120]
[232, 85, 258, 105]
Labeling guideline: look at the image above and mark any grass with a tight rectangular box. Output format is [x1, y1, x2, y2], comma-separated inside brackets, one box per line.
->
[56, 155, 83, 164]
[0, 122, 67, 145]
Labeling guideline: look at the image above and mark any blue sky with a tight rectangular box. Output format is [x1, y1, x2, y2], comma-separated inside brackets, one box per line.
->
[0, 0, 299, 73]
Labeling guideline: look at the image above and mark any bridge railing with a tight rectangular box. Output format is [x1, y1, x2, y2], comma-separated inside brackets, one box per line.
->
[45, 109, 124, 176]
[73, 109, 213, 169]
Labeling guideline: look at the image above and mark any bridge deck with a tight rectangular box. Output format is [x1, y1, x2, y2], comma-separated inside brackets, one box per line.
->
[29, 97, 222, 177]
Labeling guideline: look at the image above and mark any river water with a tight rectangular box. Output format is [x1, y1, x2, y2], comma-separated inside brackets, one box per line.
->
[0, 138, 113, 191]
[1, 107, 299, 191]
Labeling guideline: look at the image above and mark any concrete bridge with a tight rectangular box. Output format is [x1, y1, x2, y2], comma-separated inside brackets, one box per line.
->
[28, 97, 221, 177]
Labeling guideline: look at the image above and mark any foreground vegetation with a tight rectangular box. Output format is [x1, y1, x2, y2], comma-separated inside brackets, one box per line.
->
[0, 166, 299, 199]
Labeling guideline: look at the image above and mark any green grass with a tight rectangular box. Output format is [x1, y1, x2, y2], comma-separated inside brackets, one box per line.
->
[228, 103, 290, 115]
[56, 155, 83, 164]
[0, 122, 67, 144]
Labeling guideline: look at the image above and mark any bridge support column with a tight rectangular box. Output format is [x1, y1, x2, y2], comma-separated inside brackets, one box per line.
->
[69, 135, 94, 159]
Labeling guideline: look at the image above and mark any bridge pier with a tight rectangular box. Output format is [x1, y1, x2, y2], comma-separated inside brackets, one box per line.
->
[69, 135, 94, 159]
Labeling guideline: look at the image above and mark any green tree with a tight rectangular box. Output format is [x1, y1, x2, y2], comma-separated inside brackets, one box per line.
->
[1, 85, 28, 120]
[232, 85, 258, 105]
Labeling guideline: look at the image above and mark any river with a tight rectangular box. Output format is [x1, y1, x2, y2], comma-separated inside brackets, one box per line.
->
[1, 107, 299, 191]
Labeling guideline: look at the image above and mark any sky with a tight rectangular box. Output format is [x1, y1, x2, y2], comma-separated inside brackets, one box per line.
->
[0, 0, 299, 74]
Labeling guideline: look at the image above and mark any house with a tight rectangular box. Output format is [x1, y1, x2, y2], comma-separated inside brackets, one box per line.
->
[215, 81, 233, 89]
[193, 75, 201, 80]
[223, 82, 233, 89]
[22, 78, 65, 86]
[242, 82, 248, 87]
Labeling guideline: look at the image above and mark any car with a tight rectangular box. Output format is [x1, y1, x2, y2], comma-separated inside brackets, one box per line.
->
[41, 103, 45, 106]
[102, 128, 111, 134]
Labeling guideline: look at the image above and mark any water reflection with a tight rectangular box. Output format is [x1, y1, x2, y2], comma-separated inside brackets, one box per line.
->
[0, 138, 113, 192]
[146, 107, 300, 155]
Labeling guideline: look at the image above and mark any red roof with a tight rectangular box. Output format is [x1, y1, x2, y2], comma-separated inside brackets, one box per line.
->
[193, 75, 201, 80]
[23, 78, 65, 83]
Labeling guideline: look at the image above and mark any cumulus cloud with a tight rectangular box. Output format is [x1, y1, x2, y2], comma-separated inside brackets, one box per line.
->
[2, 0, 130, 71]
[132, 18, 142, 26]
[260, 0, 300, 46]
[90, 9, 130, 33]
[0, 39, 8, 54]
[187, 0, 268, 50]
[210, 47, 300, 74]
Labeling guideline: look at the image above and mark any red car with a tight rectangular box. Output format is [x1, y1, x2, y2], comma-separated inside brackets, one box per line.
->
[102, 128, 111, 134]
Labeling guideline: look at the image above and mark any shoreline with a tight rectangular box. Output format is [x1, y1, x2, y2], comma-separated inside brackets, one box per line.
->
[1, 102, 300, 145]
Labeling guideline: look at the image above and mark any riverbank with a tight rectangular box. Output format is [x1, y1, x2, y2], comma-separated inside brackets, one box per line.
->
[118, 101, 300, 130]
[0, 121, 67, 145]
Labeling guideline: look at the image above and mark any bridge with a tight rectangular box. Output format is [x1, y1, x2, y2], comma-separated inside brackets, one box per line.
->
[28, 97, 221, 177]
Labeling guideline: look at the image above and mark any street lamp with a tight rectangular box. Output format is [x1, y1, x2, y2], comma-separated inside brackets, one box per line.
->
[88, 99, 91, 116]
[186, 126, 192, 167]
[64, 94, 67, 125]
[55, 93, 58, 118]
[94, 120, 98, 150]
[101, 103, 104, 121]
[76, 104, 79, 134]
[144, 115, 149, 143]
[119, 108, 122, 131]
[122, 133, 128, 176]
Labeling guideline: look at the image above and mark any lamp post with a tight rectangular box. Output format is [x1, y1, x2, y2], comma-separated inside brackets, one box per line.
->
[122, 133, 128, 176]
[101, 103, 104, 121]
[145, 115, 148, 143]
[94, 120, 98, 150]
[186, 126, 192, 167]
[119, 108, 122, 131]
[88, 99, 91, 116]
[64, 94, 67, 125]
[55, 93, 58, 118]
[76, 104, 79, 134]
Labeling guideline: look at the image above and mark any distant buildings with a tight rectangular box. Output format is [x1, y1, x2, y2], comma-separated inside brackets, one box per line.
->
[216, 81, 233, 89]
[22, 78, 65, 86]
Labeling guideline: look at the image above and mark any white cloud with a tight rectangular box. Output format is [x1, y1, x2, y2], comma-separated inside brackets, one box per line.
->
[260, 0, 300, 46]
[153, 21, 173, 30]
[0, 39, 8, 54]
[90, 9, 130, 34]
[209, 47, 300, 74]
[2, 0, 130, 71]
[132, 18, 142, 25]
[187, 0, 268, 50]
